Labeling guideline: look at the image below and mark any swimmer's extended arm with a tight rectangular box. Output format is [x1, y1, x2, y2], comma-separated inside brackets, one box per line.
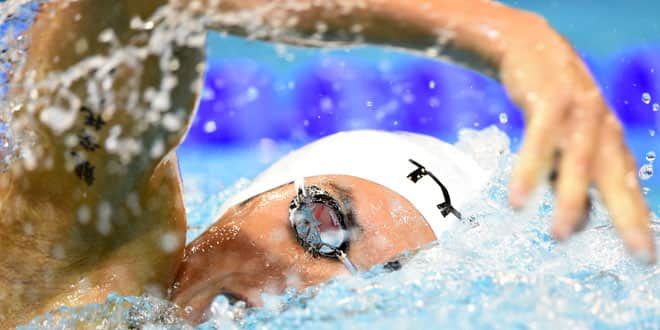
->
[179, 0, 655, 261]
[180, 0, 526, 76]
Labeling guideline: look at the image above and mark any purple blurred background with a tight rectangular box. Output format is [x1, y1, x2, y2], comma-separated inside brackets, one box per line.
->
[184, 36, 660, 149]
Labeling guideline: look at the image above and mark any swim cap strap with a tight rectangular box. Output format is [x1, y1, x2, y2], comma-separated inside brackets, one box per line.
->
[406, 159, 462, 220]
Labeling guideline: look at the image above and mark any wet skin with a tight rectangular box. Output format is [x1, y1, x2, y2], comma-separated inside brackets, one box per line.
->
[172, 175, 435, 322]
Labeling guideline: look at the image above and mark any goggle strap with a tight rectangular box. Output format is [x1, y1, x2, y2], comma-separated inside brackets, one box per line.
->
[407, 159, 462, 220]
[336, 250, 358, 274]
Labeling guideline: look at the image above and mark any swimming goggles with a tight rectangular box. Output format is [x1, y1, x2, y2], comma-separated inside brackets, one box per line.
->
[289, 184, 359, 274]
[288, 159, 467, 275]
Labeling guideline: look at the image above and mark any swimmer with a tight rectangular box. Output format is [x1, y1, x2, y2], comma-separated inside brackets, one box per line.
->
[0, 0, 655, 327]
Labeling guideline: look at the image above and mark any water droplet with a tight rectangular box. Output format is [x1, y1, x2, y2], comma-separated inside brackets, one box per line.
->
[295, 177, 306, 198]
[162, 113, 182, 132]
[639, 164, 654, 180]
[499, 113, 508, 124]
[98, 28, 116, 43]
[428, 80, 436, 89]
[160, 232, 180, 253]
[642, 92, 652, 104]
[425, 47, 439, 57]
[654, 103, 660, 112]
[201, 87, 215, 101]
[642, 187, 650, 195]
[51, 245, 66, 260]
[651, 129, 657, 137]
[647, 151, 656, 162]
[74, 38, 88, 54]
[402, 93, 415, 104]
[24, 223, 33, 235]
[204, 121, 217, 133]
[77, 205, 91, 224]
[320, 97, 333, 112]
[246, 86, 259, 101]
[0, 123, 11, 164]
[97, 201, 113, 236]
[143, 20, 155, 30]
[150, 139, 165, 159]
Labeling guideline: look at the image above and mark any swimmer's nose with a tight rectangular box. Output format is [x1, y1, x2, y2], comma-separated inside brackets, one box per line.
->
[169, 223, 273, 323]
[171, 252, 251, 323]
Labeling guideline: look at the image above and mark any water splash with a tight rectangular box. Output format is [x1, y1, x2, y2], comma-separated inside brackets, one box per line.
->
[642, 92, 652, 104]
[639, 164, 654, 181]
[0, 121, 13, 172]
[498, 112, 508, 124]
[19, 295, 191, 329]
[294, 176, 306, 198]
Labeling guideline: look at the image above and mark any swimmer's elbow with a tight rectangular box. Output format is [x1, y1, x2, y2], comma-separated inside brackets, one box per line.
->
[512, 10, 555, 36]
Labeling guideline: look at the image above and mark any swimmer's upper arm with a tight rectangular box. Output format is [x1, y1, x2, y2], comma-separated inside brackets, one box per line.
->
[1, 1, 200, 325]
[176, 0, 536, 77]
[12, 0, 203, 186]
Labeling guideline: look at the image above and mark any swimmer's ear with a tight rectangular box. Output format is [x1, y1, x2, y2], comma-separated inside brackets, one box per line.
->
[10, 0, 205, 186]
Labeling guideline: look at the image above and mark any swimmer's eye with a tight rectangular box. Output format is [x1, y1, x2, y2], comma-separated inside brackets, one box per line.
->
[289, 185, 351, 258]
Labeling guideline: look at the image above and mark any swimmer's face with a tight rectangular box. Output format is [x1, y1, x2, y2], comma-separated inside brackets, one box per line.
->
[171, 175, 435, 322]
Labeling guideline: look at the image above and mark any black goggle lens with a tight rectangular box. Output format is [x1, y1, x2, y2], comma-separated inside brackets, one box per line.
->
[289, 185, 349, 258]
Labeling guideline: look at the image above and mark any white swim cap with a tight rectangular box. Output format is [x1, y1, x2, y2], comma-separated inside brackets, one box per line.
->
[218, 130, 488, 238]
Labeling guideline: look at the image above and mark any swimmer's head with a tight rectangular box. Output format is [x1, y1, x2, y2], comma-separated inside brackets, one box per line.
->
[171, 130, 487, 322]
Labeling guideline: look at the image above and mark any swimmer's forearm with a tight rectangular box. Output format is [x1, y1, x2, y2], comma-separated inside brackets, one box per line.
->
[179, 0, 553, 76]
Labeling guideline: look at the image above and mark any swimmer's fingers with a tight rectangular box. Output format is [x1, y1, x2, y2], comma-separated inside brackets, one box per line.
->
[551, 93, 603, 240]
[594, 115, 656, 263]
[509, 95, 569, 208]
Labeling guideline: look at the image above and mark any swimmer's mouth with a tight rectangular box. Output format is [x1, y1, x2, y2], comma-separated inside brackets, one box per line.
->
[217, 291, 247, 306]
[197, 291, 249, 322]
[170, 279, 251, 324]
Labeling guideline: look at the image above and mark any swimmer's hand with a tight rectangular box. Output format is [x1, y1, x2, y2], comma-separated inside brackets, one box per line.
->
[502, 24, 656, 263]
